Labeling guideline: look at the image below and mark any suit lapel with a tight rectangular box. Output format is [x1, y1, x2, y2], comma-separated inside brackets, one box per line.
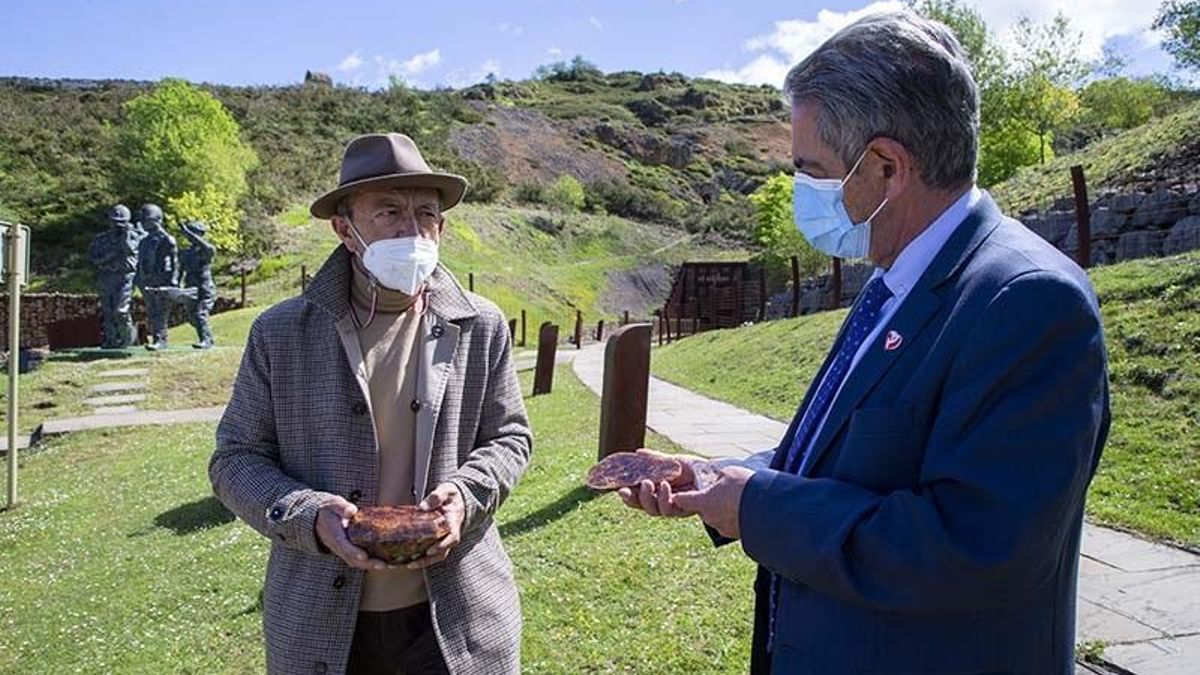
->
[798, 192, 1005, 477]
[413, 311, 459, 498]
[798, 287, 941, 476]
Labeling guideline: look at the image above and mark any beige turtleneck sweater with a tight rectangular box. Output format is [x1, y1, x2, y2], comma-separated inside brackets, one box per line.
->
[350, 259, 429, 612]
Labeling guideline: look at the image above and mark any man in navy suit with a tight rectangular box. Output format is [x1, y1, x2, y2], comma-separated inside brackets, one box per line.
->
[621, 11, 1110, 674]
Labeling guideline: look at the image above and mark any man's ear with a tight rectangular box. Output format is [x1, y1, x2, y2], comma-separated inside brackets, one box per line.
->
[868, 137, 911, 201]
[331, 215, 358, 254]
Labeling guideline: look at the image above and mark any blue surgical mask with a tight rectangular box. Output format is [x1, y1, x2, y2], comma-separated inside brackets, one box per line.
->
[793, 149, 888, 259]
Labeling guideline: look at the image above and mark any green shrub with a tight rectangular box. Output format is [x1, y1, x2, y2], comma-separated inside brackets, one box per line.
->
[513, 182, 547, 205]
[544, 175, 586, 212]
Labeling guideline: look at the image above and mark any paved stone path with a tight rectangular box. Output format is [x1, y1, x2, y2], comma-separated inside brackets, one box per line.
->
[573, 342, 1200, 675]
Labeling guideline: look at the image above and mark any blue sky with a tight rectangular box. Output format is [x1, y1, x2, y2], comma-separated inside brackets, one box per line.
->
[0, 1, 1184, 89]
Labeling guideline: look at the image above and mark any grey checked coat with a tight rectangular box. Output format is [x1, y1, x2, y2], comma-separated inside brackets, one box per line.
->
[210, 246, 532, 675]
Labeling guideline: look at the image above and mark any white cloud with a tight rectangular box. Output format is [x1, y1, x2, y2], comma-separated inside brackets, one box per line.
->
[702, 54, 791, 87]
[337, 51, 364, 72]
[497, 22, 524, 36]
[445, 59, 503, 88]
[973, 0, 1158, 61]
[398, 48, 442, 76]
[704, 1, 902, 85]
[704, 0, 1166, 87]
[546, 47, 565, 57]
[589, 16, 604, 30]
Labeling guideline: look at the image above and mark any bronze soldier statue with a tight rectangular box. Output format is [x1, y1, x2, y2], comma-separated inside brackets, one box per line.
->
[179, 220, 216, 349]
[134, 203, 178, 351]
[88, 204, 139, 349]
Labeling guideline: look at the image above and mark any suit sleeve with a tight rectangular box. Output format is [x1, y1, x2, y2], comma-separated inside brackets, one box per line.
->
[739, 270, 1108, 613]
[449, 310, 533, 534]
[210, 316, 341, 555]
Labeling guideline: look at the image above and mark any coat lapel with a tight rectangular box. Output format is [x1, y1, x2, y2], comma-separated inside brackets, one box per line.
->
[413, 313, 459, 498]
[410, 263, 477, 498]
[798, 193, 1005, 477]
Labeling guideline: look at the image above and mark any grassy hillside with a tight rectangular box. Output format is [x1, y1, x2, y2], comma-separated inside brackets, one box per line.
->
[651, 252, 1200, 547]
[232, 201, 749, 330]
[992, 99, 1200, 214]
[0, 70, 785, 289]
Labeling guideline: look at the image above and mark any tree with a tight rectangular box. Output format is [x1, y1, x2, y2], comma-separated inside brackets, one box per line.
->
[116, 79, 258, 252]
[1004, 13, 1089, 164]
[748, 174, 826, 278]
[1080, 76, 1171, 130]
[1154, 1, 1200, 72]
[977, 118, 1045, 186]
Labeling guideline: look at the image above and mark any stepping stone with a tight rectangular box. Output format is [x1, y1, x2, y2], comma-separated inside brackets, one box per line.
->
[82, 393, 146, 407]
[98, 368, 149, 379]
[39, 406, 226, 436]
[90, 405, 140, 415]
[88, 381, 147, 395]
[0, 435, 32, 453]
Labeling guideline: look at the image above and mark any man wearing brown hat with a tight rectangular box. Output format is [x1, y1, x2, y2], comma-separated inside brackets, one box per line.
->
[211, 133, 532, 675]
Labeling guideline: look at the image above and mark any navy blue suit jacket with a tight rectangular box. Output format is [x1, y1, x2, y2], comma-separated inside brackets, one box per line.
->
[736, 193, 1111, 674]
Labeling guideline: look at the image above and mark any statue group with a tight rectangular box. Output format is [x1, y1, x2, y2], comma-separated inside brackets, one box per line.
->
[88, 203, 216, 350]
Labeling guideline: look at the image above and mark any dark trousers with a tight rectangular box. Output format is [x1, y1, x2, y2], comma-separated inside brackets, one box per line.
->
[347, 603, 449, 675]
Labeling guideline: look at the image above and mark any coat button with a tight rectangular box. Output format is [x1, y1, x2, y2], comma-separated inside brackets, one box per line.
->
[431, 324, 444, 338]
[348, 489, 362, 504]
[314, 662, 327, 674]
[352, 402, 368, 416]
[268, 506, 284, 521]
[410, 399, 422, 413]
[332, 575, 346, 589]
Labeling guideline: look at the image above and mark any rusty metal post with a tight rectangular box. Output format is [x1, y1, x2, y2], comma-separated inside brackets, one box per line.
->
[469, 272, 475, 292]
[301, 265, 307, 293]
[1071, 165, 1092, 269]
[520, 309, 527, 347]
[532, 322, 558, 396]
[790, 255, 800, 318]
[623, 310, 629, 326]
[830, 257, 843, 310]
[657, 314, 664, 347]
[598, 323, 652, 460]
[574, 310, 583, 349]
[663, 306, 672, 343]
[240, 269, 247, 307]
[507, 318, 517, 347]
[596, 319, 604, 342]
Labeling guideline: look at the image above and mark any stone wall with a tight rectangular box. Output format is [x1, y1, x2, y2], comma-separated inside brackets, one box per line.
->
[1021, 187, 1200, 265]
[0, 292, 241, 349]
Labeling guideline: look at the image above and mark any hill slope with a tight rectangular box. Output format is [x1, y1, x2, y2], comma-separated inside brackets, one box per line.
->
[651, 252, 1200, 547]
[0, 71, 787, 289]
[992, 99, 1200, 213]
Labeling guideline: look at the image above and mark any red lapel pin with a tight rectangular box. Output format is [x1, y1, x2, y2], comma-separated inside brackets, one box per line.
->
[884, 330, 903, 352]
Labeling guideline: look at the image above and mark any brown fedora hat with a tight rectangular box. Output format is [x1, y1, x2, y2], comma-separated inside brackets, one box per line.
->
[309, 133, 468, 219]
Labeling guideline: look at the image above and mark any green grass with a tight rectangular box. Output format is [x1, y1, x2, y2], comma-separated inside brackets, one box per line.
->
[652, 252, 1200, 548]
[991, 100, 1200, 213]
[1, 343, 244, 436]
[0, 366, 757, 673]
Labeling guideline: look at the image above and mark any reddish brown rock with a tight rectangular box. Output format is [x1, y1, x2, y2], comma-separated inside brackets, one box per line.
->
[346, 506, 450, 564]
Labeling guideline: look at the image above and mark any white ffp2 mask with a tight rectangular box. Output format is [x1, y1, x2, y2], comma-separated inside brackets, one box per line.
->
[349, 227, 439, 295]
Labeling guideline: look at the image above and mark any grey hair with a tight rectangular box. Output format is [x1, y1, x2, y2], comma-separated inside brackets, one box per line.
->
[784, 10, 979, 189]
